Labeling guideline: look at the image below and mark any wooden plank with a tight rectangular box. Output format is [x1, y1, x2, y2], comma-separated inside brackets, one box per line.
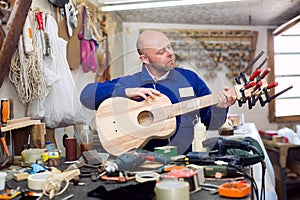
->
[7, 117, 31, 125]
[1, 120, 41, 132]
[0, 0, 32, 87]
[30, 123, 46, 148]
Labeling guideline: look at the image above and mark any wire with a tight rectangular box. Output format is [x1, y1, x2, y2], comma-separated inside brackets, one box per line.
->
[249, 145, 266, 200]
[228, 164, 259, 200]
[259, 159, 266, 200]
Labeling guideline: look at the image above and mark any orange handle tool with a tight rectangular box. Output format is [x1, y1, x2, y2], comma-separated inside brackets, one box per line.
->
[0, 129, 10, 158]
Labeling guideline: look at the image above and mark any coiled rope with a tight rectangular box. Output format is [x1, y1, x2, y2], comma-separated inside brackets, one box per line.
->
[9, 11, 46, 104]
[42, 173, 69, 199]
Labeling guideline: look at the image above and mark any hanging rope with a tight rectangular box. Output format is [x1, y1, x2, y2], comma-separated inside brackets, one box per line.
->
[9, 11, 46, 104]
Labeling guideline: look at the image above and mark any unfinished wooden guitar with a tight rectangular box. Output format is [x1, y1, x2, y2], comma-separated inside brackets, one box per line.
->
[95, 78, 271, 156]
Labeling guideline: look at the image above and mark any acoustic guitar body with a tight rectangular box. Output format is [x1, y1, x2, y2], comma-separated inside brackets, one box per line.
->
[96, 94, 176, 155]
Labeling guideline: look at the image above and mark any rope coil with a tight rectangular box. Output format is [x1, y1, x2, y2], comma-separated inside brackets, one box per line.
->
[9, 11, 46, 104]
[43, 173, 69, 199]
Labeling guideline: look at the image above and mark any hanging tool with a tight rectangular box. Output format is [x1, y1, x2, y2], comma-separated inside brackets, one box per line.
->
[233, 51, 293, 109]
[0, 127, 10, 167]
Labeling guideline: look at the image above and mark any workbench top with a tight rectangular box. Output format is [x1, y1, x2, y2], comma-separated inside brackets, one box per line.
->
[3, 123, 275, 200]
[5, 172, 250, 200]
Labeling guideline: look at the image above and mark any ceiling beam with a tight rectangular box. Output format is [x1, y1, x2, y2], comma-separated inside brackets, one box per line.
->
[273, 15, 300, 36]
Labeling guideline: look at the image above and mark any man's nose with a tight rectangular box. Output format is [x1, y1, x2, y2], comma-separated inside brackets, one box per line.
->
[166, 48, 173, 56]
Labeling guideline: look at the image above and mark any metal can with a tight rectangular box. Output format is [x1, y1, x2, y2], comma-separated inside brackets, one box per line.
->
[1, 98, 10, 126]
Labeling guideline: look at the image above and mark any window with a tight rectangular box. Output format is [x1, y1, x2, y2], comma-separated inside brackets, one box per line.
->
[268, 23, 300, 123]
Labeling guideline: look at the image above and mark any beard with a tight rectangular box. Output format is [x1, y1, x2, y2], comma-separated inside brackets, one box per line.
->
[148, 59, 175, 75]
[151, 63, 172, 73]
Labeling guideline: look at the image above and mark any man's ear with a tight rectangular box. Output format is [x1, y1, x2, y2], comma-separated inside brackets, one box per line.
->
[140, 55, 150, 64]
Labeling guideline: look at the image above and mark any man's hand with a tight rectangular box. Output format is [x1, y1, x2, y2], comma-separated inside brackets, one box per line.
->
[125, 88, 161, 99]
[217, 87, 237, 108]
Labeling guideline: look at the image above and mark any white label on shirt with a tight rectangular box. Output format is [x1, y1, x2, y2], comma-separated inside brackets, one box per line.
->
[179, 87, 195, 98]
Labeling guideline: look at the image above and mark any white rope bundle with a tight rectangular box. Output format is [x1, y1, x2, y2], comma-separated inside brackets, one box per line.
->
[9, 11, 46, 104]
[43, 173, 69, 199]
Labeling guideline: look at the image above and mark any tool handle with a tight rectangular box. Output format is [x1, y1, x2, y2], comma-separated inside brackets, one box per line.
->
[260, 68, 271, 79]
[0, 129, 10, 158]
[250, 69, 261, 81]
[267, 82, 278, 89]
[0, 137, 10, 157]
[244, 82, 255, 89]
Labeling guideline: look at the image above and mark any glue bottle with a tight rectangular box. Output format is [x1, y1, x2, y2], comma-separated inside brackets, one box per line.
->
[192, 116, 207, 152]
[79, 124, 93, 154]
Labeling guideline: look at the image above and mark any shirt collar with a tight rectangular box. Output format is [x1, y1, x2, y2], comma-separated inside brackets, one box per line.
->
[141, 64, 177, 82]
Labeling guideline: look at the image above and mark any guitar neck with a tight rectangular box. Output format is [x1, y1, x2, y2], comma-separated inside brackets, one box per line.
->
[155, 80, 268, 121]
[151, 94, 219, 122]
[170, 94, 219, 116]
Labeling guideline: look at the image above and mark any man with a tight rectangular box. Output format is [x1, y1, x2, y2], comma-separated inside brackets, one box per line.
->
[80, 30, 236, 154]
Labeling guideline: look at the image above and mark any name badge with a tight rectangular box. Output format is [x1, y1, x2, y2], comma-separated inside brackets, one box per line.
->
[179, 87, 195, 98]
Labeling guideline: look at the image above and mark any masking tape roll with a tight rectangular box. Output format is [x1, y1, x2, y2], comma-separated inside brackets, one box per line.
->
[155, 180, 189, 200]
[135, 171, 160, 183]
[27, 172, 51, 190]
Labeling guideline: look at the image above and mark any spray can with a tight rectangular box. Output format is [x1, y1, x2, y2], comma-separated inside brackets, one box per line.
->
[1, 98, 10, 126]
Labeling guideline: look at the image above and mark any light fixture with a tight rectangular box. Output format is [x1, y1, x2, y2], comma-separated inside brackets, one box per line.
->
[99, 0, 245, 12]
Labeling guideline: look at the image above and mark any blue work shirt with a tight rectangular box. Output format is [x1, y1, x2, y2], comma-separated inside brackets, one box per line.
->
[80, 65, 227, 154]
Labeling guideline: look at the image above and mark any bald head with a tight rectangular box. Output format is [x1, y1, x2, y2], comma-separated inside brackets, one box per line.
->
[136, 30, 170, 55]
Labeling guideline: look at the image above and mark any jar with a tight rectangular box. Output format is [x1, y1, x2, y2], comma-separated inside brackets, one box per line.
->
[79, 124, 93, 154]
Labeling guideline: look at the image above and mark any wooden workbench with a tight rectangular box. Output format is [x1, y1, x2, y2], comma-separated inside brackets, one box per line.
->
[262, 139, 300, 200]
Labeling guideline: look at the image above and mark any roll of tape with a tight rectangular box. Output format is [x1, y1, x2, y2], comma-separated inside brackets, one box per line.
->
[27, 172, 51, 190]
[155, 180, 189, 200]
[135, 171, 160, 183]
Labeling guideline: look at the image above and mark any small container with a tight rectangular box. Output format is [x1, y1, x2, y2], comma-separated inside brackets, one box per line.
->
[79, 124, 93, 154]
[21, 148, 45, 163]
[192, 117, 207, 152]
[65, 138, 77, 161]
[45, 141, 56, 152]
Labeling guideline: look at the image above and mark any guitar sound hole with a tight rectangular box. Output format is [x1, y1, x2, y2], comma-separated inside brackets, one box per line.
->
[137, 111, 154, 126]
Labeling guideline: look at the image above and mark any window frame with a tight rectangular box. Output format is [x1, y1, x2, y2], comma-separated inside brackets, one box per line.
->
[267, 29, 300, 123]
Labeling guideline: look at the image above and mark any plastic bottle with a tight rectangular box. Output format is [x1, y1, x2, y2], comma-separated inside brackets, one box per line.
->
[45, 141, 56, 152]
[79, 124, 94, 154]
[192, 117, 207, 152]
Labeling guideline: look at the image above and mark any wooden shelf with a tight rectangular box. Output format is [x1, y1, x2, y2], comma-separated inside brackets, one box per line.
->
[1, 119, 42, 132]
